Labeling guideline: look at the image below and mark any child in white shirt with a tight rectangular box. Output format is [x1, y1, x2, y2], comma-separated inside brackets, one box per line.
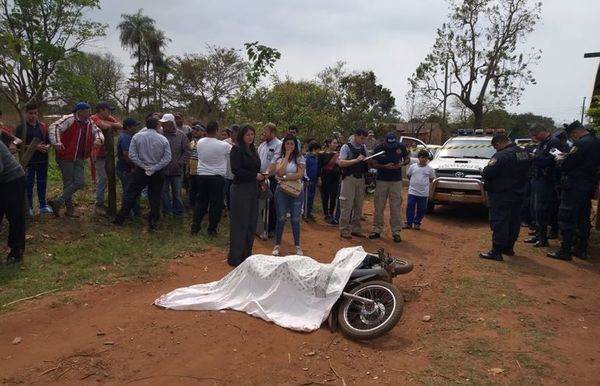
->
[404, 150, 434, 230]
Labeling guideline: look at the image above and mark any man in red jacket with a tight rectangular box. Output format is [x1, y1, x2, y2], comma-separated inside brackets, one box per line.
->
[90, 101, 122, 215]
[48, 102, 104, 217]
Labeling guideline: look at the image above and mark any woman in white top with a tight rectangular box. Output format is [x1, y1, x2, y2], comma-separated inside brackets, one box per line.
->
[272, 134, 305, 256]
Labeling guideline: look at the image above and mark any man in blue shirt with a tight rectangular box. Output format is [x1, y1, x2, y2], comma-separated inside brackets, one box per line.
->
[113, 116, 171, 231]
[116, 118, 141, 217]
[368, 132, 410, 242]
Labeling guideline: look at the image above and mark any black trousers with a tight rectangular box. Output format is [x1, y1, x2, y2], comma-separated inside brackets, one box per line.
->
[193, 175, 225, 233]
[488, 191, 523, 252]
[558, 182, 596, 251]
[320, 172, 340, 217]
[0, 176, 26, 256]
[531, 177, 558, 239]
[116, 168, 164, 228]
[228, 182, 259, 266]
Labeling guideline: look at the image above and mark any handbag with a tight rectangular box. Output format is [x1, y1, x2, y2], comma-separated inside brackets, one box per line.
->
[279, 179, 302, 198]
[258, 180, 273, 200]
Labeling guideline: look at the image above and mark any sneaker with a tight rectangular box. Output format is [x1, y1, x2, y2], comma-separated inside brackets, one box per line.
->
[414, 224, 421, 230]
[368, 232, 380, 239]
[340, 231, 352, 239]
[259, 231, 268, 241]
[272, 245, 280, 256]
[295, 246, 303, 255]
[402, 223, 412, 229]
[350, 231, 366, 238]
[393, 234, 402, 243]
[3, 255, 22, 265]
[39, 206, 54, 214]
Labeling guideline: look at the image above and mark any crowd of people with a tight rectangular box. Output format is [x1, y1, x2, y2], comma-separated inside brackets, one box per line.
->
[480, 121, 600, 261]
[1, 101, 438, 266]
[2, 101, 598, 267]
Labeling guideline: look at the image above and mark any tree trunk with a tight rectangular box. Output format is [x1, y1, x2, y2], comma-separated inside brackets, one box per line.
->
[472, 103, 484, 130]
[137, 44, 142, 110]
[104, 128, 117, 216]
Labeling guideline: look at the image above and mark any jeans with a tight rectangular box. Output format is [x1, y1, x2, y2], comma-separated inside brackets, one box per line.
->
[192, 175, 225, 233]
[406, 194, 428, 225]
[305, 181, 316, 217]
[162, 175, 184, 216]
[94, 157, 107, 205]
[26, 162, 49, 209]
[56, 158, 85, 207]
[275, 187, 304, 246]
[117, 168, 141, 216]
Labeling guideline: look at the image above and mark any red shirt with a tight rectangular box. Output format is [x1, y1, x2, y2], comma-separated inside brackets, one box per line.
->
[90, 114, 118, 158]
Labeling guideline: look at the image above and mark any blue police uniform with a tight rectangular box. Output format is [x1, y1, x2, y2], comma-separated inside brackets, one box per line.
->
[548, 128, 600, 260]
[524, 135, 566, 246]
[480, 143, 530, 260]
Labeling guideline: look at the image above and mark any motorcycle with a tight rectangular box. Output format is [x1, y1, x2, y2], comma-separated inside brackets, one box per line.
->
[328, 248, 413, 340]
[364, 168, 377, 194]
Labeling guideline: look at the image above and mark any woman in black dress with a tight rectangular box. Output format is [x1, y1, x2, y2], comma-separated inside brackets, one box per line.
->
[227, 124, 266, 266]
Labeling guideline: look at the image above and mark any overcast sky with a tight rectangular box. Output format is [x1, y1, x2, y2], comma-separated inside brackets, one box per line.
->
[86, 0, 600, 125]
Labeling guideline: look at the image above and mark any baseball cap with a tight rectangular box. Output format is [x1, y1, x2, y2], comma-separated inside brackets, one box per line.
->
[123, 117, 140, 128]
[159, 113, 176, 123]
[96, 101, 114, 111]
[384, 132, 398, 145]
[73, 102, 91, 112]
[192, 123, 206, 131]
[564, 120, 585, 133]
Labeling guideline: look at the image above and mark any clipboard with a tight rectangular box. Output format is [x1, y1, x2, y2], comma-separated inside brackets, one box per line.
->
[363, 150, 385, 161]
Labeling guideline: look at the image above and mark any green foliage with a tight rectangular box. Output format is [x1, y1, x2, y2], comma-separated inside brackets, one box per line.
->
[409, 0, 542, 129]
[47, 52, 124, 110]
[509, 112, 555, 138]
[0, 0, 107, 110]
[170, 46, 248, 120]
[586, 96, 600, 132]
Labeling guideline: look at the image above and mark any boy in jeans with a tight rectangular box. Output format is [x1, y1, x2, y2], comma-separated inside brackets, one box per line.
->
[404, 150, 434, 230]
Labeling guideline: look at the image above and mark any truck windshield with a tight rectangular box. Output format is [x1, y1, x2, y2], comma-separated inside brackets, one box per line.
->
[436, 139, 496, 159]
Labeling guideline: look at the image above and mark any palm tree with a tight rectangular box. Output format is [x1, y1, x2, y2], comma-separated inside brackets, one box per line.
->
[117, 9, 155, 110]
[146, 28, 170, 107]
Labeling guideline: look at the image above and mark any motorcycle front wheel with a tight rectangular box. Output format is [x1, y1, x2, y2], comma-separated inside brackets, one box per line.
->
[337, 281, 404, 340]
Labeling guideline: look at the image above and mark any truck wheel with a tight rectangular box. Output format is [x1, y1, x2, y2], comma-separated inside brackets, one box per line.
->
[426, 202, 435, 214]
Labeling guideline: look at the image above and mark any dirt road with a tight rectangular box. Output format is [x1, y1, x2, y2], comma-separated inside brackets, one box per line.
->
[1, 203, 599, 385]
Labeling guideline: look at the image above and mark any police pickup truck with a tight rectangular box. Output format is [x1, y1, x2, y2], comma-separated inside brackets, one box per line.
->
[427, 136, 496, 213]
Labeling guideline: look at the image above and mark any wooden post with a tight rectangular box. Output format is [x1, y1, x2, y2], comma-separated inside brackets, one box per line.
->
[104, 128, 117, 216]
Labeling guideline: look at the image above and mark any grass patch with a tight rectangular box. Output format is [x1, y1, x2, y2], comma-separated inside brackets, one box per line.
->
[0, 207, 227, 309]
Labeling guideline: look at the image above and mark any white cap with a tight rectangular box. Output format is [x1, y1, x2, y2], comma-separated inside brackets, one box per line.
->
[159, 113, 175, 123]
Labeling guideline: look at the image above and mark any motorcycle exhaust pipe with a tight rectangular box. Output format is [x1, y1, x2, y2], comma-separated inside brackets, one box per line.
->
[341, 292, 375, 305]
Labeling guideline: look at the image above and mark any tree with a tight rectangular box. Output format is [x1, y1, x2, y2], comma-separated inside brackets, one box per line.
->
[587, 96, 600, 133]
[117, 9, 159, 110]
[0, 0, 106, 163]
[170, 46, 248, 119]
[409, 0, 542, 129]
[338, 70, 398, 131]
[48, 52, 125, 110]
[509, 112, 555, 138]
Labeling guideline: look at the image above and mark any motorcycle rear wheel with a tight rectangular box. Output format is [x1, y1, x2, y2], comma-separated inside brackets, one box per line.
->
[338, 281, 403, 340]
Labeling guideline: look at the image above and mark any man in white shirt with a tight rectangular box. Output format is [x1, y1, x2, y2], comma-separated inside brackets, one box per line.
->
[256, 122, 281, 239]
[191, 121, 232, 236]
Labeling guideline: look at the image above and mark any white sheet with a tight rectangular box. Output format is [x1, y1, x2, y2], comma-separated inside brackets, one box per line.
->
[154, 246, 367, 332]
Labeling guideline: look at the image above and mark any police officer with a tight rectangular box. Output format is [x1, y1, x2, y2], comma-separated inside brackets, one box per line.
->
[480, 135, 530, 261]
[523, 124, 566, 247]
[547, 121, 600, 261]
[337, 128, 369, 239]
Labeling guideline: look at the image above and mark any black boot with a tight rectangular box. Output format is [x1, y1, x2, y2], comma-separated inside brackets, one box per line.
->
[572, 241, 588, 259]
[479, 251, 503, 261]
[547, 243, 572, 261]
[533, 235, 549, 248]
[548, 229, 559, 240]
